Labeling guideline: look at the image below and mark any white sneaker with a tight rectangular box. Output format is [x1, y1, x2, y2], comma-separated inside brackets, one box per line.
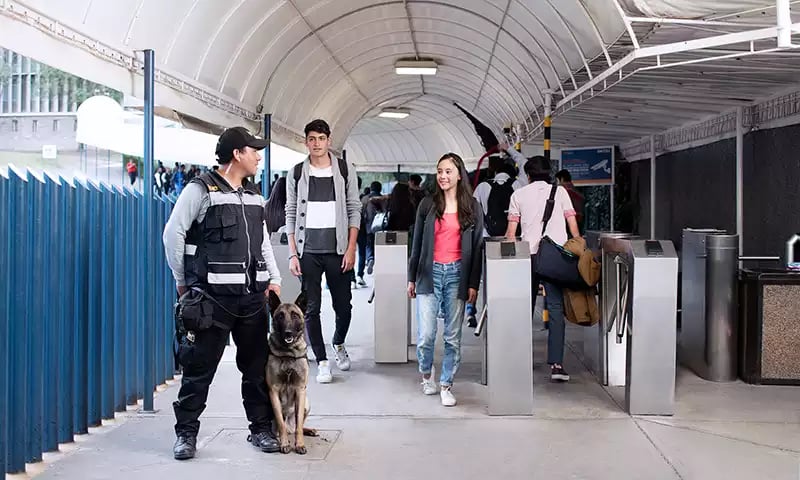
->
[332, 344, 351, 371]
[440, 386, 456, 407]
[316, 361, 333, 384]
[421, 376, 437, 395]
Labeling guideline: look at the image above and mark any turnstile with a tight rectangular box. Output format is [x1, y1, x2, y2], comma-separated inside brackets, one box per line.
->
[484, 239, 534, 416]
[586, 232, 639, 385]
[270, 232, 302, 303]
[680, 229, 739, 382]
[374, 231, 409, 363]
[603, 238, 679, 415]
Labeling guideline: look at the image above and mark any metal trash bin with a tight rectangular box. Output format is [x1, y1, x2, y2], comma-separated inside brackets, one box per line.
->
[680, 229, 739, 382]
[704, 234, 739, 382]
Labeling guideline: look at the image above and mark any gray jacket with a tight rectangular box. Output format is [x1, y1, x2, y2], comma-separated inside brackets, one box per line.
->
[285, 154, 361, 257]
[408, 196, 484, 301]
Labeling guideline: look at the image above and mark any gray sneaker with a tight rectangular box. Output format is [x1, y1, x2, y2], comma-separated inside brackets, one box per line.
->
[332, 343, 351, 371]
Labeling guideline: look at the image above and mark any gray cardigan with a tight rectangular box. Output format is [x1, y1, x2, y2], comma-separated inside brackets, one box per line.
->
[408, 196, 484, 301]
[285, 154, 361, 257]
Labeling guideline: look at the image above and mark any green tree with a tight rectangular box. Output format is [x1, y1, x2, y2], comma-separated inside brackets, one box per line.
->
[38, 64, 122, 107]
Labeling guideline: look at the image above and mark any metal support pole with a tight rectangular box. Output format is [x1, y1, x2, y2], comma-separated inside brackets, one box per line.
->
[610, 149, 616, 231]
[261, 114, 271, 198]
[543, 91, 552, 169]
[141, 49, 155, 413]
[777, 0, 792, 48]
[650, 135, 656, 239]
[736, 106, 744, 268]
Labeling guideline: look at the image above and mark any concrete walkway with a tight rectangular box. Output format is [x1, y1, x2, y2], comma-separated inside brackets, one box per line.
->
[18, 286, 800, 480]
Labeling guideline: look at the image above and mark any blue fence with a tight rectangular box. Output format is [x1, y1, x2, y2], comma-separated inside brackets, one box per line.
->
[0, 165, 175, 475]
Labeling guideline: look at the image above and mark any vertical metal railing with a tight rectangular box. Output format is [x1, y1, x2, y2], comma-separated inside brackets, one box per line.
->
[0, 165, 175, 475]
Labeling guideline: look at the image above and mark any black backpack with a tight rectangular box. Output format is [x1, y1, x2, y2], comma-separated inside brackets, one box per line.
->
[293, 157, 348, 194]
[484, 180, 514, 236]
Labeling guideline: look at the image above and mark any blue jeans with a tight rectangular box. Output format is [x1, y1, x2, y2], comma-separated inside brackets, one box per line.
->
[542, 280, 565, 365]
[531, 254, 566, 365]
[416, 261, 465, 386]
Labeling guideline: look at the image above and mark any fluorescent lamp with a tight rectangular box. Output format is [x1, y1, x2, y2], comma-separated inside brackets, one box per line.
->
[378, 108, 410, 119]
[395, 60, 438, 75]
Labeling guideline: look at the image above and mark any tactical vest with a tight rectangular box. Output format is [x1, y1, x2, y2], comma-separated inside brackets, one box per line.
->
[183, 172, 269, 296]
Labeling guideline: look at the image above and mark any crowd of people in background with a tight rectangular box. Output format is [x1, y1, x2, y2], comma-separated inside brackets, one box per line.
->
[153, 161, 210, 196]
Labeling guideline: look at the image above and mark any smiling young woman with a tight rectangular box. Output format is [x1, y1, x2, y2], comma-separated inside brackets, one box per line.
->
[407, 152, 484, 407]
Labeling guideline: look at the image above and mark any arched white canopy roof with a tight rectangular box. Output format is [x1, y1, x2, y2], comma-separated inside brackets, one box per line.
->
[2, 0, 798, 169]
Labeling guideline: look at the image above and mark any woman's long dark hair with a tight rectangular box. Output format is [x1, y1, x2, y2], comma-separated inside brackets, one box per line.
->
[264, 176, 287, 234]
[387, 182, 414, 231]
[433, 152, 475, 230]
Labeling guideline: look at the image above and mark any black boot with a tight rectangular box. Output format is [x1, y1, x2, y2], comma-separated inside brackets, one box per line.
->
[173, 434, 197, 460]
[247, 431, 280, 453]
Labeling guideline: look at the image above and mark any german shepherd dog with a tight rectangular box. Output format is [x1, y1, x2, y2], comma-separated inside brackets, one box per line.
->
[266, 291, 318, 454]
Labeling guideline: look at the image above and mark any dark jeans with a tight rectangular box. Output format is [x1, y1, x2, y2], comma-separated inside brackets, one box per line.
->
[300, 253, 353, 362]
[173, 293, 273, 437]
[530, 255, 566, 365]
[357, 227, 367, 278]
[366, 233, 376, 265]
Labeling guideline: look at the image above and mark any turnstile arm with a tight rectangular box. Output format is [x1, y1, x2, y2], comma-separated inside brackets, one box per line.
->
[473, 304, 488, 337]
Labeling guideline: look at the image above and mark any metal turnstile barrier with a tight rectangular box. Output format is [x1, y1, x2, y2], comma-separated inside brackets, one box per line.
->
[270, 232, 302, 303]
[680, 229, 739, 382]
[586, 231, 639, 385]
[603, 238, 678, 415]
[483, 239, 534, 416]
[374, 231, 409, 363]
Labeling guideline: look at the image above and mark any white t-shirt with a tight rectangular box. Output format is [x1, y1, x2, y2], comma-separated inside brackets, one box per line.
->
[507, 181, 576, 254]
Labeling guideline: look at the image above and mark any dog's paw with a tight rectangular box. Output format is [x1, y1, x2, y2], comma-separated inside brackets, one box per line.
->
[295, 445, 307, 455]
[303, 427, 318, 437]
[280, 444, 292, 454]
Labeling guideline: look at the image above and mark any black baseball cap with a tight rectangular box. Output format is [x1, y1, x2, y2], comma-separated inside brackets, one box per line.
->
[215, 127, 269, 164]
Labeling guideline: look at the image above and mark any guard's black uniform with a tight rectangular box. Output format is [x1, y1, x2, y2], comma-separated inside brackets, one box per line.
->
[173, 171, 274, 439]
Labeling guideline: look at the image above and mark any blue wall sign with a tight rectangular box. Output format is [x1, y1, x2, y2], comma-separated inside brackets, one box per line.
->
[559, 147, 614, 186]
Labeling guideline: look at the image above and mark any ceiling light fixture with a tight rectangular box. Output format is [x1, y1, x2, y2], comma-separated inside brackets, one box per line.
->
[378, 107, 411, 119]
[395, 59, 438, 75]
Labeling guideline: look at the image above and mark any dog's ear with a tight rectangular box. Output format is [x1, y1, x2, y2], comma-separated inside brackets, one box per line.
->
[294, 291, 307, 313]
[268, 289, 282, 315]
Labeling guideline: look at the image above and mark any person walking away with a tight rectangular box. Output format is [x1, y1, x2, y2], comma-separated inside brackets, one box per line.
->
[362, 181, 383, 274]
[174, 164, 186, 196]
[264, 177, 287, 234]
[356, 177, 368, 287]
[555, 169, 585, 236]
[505, 156, 580, 382]
[408, 153, 484, 406]
[126, 160, 138, 185]
[285, 119, 361, 384]
[162, 126, 283, 460]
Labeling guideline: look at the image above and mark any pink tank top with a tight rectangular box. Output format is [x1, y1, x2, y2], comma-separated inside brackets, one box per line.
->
[433, 213, 462, 263]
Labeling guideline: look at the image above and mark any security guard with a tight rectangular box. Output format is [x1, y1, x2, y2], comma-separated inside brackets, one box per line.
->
[163, 126, 282, 460]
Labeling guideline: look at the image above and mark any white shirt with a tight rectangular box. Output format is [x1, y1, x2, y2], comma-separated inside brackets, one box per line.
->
[507, 181, 576, 254]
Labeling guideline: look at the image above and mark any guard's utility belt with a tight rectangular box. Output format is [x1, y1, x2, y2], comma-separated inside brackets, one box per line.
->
[174, 287, 267, 342]
[174, 288, 224, 342]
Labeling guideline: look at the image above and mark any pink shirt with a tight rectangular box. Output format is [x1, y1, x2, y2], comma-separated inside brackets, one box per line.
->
[433, 213, 462, 263]
[507, 182, 576, 254]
